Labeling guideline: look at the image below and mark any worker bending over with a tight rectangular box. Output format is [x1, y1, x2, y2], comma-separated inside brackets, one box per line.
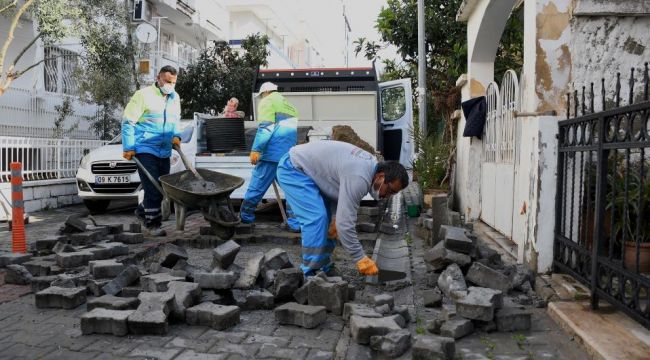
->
[276, 140, 409, 276]
[240, 82, 299, 231]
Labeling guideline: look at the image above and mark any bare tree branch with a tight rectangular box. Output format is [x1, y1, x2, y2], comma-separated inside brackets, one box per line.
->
[10, 32, 42, 68]
[0, 0, 35, 76]
[0, 0, 17, 14]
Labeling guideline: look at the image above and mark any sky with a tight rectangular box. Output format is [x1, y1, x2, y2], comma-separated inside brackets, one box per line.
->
[298, 0, 395, 68]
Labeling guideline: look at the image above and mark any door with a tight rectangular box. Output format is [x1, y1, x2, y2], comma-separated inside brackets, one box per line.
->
[379, 79, 414, 167]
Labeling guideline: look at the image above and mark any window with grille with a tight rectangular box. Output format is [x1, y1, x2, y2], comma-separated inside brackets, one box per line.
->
[161, 32, 174, 58]
[44, 46, 79, 95]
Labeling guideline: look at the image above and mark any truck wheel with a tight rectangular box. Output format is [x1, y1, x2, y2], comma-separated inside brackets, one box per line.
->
[83, 200, 110, 215]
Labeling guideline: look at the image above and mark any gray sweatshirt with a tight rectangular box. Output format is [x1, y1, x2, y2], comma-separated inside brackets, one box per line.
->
[289, 140, 377, 262]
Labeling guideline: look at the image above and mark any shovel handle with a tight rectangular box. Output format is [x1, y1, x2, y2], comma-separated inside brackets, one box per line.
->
[132, 157, 164, 195]
[173, 144, 204, 181]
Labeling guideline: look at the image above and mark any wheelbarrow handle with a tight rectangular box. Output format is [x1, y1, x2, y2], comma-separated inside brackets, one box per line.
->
[132, 157, 164, 195]
[173, 144, 204, 181]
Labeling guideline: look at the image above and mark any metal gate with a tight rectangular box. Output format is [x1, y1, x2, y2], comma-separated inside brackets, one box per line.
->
[481, 70, 519, 237]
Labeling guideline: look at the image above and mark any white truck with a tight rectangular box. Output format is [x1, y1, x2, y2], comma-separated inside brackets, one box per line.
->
[193, 67, 414, 200]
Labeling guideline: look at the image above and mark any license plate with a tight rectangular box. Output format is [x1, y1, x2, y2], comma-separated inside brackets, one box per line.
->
[95, 176, 130, 184]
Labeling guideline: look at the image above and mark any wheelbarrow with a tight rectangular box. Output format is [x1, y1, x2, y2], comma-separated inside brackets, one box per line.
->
[133, 147, 244, 239]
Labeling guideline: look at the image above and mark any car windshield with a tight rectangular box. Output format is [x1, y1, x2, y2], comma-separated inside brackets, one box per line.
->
[109, 134, 122, 144]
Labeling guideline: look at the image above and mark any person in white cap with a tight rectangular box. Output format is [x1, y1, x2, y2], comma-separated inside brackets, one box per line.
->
[240, 82, 300, 231]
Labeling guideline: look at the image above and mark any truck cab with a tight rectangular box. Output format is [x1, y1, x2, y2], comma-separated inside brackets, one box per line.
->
[193, 67, 413, 200]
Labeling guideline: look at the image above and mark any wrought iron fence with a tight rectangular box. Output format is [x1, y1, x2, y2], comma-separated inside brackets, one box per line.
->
[0, 136, 108, 183]
[554, 64, 650, 328]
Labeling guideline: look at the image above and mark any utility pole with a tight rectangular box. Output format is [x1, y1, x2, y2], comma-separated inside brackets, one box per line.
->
[342, 2, 351, 67]
[417, 0, 427, 140]
[152, 16, 167, 74]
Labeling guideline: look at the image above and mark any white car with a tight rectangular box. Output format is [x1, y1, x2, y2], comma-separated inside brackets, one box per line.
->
[76, 120, 196, 214]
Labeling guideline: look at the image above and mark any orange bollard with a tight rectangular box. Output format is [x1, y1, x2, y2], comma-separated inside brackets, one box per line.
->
[10, 162, 26, 253]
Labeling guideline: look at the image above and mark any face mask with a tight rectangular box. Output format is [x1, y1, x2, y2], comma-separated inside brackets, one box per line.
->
[160, 83, 175, 95]
[369, 178, 382, 200]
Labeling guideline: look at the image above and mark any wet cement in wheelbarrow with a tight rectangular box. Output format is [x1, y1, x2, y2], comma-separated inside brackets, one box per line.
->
[178, 173, 219, 193]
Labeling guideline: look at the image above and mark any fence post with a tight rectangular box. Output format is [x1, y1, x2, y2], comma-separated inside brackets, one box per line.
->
[590, 113, 607, 310]
[10, 162, 26, 253]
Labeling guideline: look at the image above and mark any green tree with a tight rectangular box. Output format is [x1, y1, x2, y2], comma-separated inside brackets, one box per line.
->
[175, 34, 270, 119]
[0, 0, 81, 96]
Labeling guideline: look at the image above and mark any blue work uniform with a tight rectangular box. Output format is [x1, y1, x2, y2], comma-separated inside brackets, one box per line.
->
[122, 84, 181, 228]
[240, 91, 299, 229]
[276, 141, 377, 275]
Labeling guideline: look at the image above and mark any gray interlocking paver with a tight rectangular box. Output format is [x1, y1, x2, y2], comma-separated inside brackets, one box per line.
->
[174, 349, 230, 360]
[128, 345, 182, 360]
[256, 343, 310, 359]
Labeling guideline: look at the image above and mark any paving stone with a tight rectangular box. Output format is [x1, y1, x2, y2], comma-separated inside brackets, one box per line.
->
[369, 329, 412, 358]
[293, 281, 310, 304]
[412, 335, 455, 360]
[127, 291, 174, 335]
[427, 272, 441, 287]
[195, 270, 237, 289]
[81, 308, 134, 336]
[156, 244, 188, 268]
[129, 345, 181, 360]
[87, 294, 140, 311]
[349, 315, 403, 344]
[128, 222, 142, 233]
[64, 215, 89, 232]
[261, 269, 276, 288]
[200, 290, 227, 304]
[56, 250, 93, 268]
[262, 248, 292, 271]
[233, 289, 274, 310]
[174, 350, 229, 360]
[22, 258, 55, 276]
[374, 304, 391, 315]
[356, 222, 376, 233]
[52, 242, 76, 254]
[256, 343, 309, 359]
[102, 265, 141, 295]
[437, 263, 467, 299]
[373, 293, 395, 309]
[307, 349, 335, 360]
[494, 307, 532, 332]
[273, 267, 304, 300]
[308, 276, 348, 315]
[424, 241, 472, 271]
[274, 302, 327, 329]
[69, 231, 103, 245]
[347, 284, 356, 302]
[89, 259, 125, 279]
[185, 302, 240, 330]
[84, 245, 114, 260]
[35, 286, 86, 309]
[473, 244, 501, 263]
[86, 278, 110, 296]
[97, 242, 129, 257]
[508, 264, 536, 290]
[422, 288, 443, 307]
[120, 286, 143, 298]
[342, 303, 383, 321]
[392, 305, 412, 323]
[114, 232, 144, 244]
[233, 252, 264, 289]
[440, 318, 474, 339]
[234, 222, 254, 235]
[439, 225, 474, 254]
[141, 273, 186, 292]
[30, 275, 59, 292]
[4, 264, 32, 285]
[380, 222, 398, 234]
[52, 271, 91, 288]
[33, 237, 61, 254]
[455, 287, 503, 321]
[466, 262, 511, 293]
[166, 281, 202, 322]
[211, 240, 241, 269]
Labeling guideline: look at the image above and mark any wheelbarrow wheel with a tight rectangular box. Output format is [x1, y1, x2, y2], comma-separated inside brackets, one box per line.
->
[209, 221, 235, 239]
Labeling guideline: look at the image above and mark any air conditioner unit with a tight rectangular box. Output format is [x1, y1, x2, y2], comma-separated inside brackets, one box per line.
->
[133, 0, 148, 21]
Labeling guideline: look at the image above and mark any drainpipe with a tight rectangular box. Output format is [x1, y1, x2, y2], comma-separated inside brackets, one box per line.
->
[417, 0, 427, 142]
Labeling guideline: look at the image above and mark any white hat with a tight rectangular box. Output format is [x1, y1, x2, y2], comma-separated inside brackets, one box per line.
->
[258, 82, 278, 96]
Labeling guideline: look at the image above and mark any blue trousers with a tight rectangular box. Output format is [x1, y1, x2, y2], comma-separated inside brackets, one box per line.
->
[135, 153, 169, 228]
[276, 154, 335, 275]
[241, 160, 299, 230]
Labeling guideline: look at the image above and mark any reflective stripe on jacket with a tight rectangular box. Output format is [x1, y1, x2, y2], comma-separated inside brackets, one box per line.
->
[252, 92, 298, 162]
[121, 84, 182, 158]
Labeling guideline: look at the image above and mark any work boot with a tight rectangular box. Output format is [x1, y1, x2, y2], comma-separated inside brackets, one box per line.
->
[146, 226, 167, 237]
[279, 223, 301, 233]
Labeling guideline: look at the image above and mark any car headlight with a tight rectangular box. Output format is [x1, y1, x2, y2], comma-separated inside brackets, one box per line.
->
[170, 154, 180, 166]
[79, 154, 90, 169]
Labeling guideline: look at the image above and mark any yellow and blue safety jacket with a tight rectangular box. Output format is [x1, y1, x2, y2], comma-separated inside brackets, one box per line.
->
[121, 84, 182, 158]
[252, 92, 298, 162]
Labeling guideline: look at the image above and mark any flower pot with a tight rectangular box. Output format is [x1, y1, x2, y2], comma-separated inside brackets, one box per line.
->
[624, 242, 650, 273]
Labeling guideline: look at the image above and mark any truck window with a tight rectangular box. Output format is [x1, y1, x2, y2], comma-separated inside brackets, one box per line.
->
[381, 86, 406, 122]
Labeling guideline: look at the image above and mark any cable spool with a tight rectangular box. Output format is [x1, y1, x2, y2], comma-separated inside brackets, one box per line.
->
[204, 117, 246, 152]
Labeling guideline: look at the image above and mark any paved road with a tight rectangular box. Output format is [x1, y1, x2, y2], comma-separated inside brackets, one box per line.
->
[0, 203, 589, 359]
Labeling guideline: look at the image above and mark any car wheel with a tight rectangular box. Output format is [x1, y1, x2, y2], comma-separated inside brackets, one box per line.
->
[84, 199, 110, 214]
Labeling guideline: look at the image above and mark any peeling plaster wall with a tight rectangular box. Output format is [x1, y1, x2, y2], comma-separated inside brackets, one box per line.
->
[570, 12, 650, 108]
